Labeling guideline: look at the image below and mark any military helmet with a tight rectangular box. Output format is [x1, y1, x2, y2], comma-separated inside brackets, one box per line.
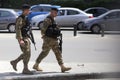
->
[22, 4, 30, 10]
[51, 8, 58, 12]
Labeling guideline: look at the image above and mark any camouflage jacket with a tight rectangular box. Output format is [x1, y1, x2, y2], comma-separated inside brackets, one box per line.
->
[16, 15, 26, 40]
[41, 15, 59, 36]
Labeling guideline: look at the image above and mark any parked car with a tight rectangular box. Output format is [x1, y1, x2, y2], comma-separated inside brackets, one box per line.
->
[29, 4, 60, 20]
[0, 8, 18, 32]
[82, 9, 120, 33]
[84, 7, 109, 17]
[31, 7, 93, 29]
[31, 4, 60, 12]
[31, 13, 49, 29]
[17, 4, 61, 21]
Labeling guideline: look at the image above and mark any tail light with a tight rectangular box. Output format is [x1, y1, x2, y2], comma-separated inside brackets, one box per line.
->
[89, 16, 94, 18]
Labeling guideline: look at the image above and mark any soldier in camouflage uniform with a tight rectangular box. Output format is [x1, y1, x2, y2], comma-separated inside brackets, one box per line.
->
[10, 4, 33, 74]
[33, 8, 71, 73]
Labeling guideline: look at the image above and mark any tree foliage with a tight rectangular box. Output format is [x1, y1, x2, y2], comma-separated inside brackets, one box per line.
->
[0, 0, 119, 9]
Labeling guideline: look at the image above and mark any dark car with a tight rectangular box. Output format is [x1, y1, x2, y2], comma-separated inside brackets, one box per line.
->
[83, 9, 120, 33]
[84, 7, 109, 17]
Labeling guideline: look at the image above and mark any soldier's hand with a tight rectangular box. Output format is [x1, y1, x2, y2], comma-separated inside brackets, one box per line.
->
[19, 40, 25, 47]
[41, 34, 45, 39]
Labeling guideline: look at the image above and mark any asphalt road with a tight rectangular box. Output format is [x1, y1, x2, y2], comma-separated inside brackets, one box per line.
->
[0, 30, 120, 63]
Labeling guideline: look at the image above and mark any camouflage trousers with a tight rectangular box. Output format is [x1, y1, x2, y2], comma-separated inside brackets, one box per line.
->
[15, 38, 31, 65]
[36, 36, 63, 65]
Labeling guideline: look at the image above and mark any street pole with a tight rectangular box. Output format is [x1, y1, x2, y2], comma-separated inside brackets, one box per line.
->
[101, 24, 105, 37]
[73, 24, 77, 36]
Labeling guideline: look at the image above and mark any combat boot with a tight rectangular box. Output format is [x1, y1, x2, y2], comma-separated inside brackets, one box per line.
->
[33, 63, 43, 71]
[10, 60, 17, 71]
[60, 65, 71, 73]
[22, 68, 33, 75]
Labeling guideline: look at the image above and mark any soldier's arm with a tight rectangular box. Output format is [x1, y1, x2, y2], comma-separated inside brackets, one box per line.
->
[41, 18, 51, 36]
[16, 17, 23, 41]
[56, 25, 60, 29]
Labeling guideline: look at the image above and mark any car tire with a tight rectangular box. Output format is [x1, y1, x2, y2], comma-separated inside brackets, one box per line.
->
[77, 22, 84, 30]
[91, 24, 101, 34]
[8, 24, 16, 33]
[38, 22, 43, 30]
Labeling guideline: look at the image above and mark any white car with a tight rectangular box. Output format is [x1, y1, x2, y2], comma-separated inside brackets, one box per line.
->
[31, 7, 93, 29]
[31, 13, 49, 29]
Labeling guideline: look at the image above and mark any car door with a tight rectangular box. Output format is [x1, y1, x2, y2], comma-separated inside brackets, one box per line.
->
[56, 10, 66, 26]
[0, 10, 10, 29]
[64, 9, 80, 26]
[56, 9, 80, 27]
[103, 12, 120, 31]
[115, 11, 120, 31]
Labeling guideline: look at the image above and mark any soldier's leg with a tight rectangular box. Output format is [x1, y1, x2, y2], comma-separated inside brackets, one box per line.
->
[36, 47, 50, 64]
[10, 44, 26, 71]
[22, 39, 33, 74]
[52, 40, 63, 65]
[52, 40, 71, 72]
[33, 37, 51, 71]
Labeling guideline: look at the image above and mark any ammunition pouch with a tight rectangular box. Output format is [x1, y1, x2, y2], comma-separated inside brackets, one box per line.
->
[21, 26, 29, 37]
[45, 25, 61, 38]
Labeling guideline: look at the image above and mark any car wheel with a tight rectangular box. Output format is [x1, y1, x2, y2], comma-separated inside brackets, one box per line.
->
[77, 22, 84, 30]
[91, 24, 101, 34]
[8, 24, 16, 33]
[38, 22, 43, 30]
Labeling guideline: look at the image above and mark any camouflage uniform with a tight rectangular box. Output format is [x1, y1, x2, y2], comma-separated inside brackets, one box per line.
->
[15, 15, 31, 64]
[35, 16, 63, 65]
[10, 15, 32, 74]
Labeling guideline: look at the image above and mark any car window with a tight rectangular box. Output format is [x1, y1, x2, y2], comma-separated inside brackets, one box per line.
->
[31, 6, 51, 12]
[98, 9, 107, 14]
[31, 6, 42, 12]
[67, 10, 79, 15]
[42, 6, 51, 12]
[86, 9, 97, 14]
[106, 12, 118, 19]
[0, 11, 11, 17]
[58, 10, 65, 16]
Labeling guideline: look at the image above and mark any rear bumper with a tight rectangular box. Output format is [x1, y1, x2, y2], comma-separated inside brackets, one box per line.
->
[82, 23, 91, 30]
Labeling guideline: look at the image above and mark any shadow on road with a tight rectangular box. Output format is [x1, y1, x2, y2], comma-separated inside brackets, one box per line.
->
[78, 31, 93, 34]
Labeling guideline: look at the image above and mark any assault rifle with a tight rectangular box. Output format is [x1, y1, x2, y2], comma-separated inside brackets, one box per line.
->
[58, 33, 62, 53]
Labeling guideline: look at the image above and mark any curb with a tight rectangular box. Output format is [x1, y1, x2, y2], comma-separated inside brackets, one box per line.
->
[1, 72, 120, 80]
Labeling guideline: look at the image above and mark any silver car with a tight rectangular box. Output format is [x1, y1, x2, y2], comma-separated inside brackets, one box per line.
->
[31, 7, 93, 29]
[83, 9, 120, 33]
[56, 7, 93, 29]
[0, 8, 18, 32]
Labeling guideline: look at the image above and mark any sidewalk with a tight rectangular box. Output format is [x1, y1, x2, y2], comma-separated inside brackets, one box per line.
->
[0, 61, 120, 80]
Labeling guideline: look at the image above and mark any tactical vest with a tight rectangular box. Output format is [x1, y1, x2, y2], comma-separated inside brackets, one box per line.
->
[45, 16, 61, 38]
[18, 15, 30, 37]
